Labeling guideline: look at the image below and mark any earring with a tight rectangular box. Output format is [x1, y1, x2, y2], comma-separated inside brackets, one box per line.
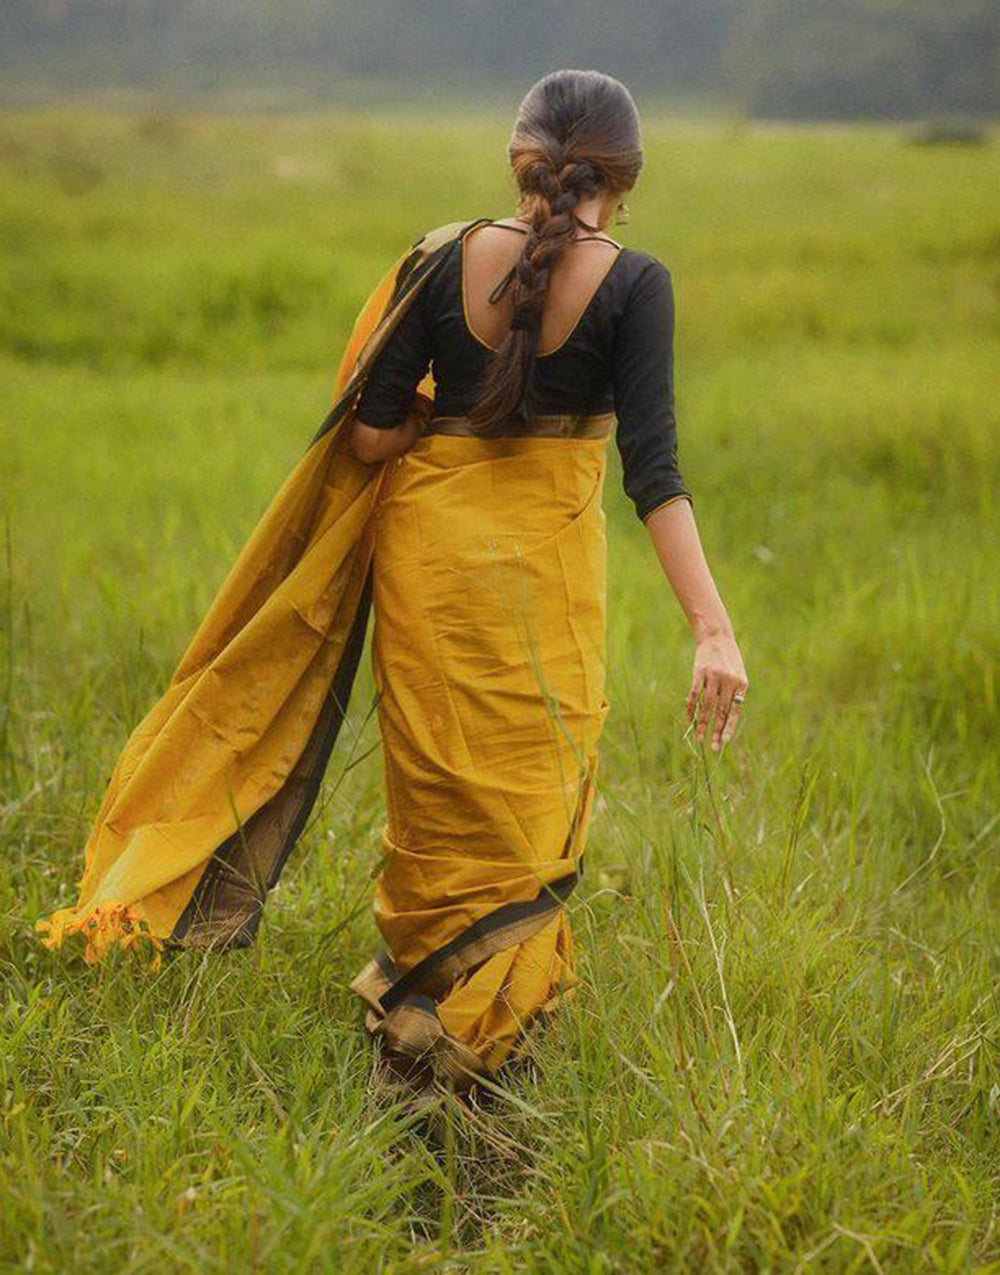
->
[615, 200, 630, 225]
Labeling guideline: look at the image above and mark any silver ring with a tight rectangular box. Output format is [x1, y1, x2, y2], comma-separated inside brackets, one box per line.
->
[732, 692, 746, 704]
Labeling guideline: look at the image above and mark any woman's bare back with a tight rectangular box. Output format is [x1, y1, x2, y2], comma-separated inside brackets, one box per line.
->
[461, 218, 623, 356]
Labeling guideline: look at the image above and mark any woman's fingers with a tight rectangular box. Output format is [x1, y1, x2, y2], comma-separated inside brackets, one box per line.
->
[720, 680, 749, 748]
[689, 671, 749, 749]
[711, 681, 736, 751]
[720, 697, 744, 746]
[688, 639, 749, 751]
[696, 674, 719, 743]
[686, 667, 704, 721]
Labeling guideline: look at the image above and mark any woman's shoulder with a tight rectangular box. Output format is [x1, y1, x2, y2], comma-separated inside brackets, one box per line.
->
[613, 247, 674, 316]
[411, 217, 487, 252]
[618, 245, 672, 281]
[396, 218, 485, 290]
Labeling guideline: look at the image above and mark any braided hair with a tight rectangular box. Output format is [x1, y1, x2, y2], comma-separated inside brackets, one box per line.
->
[467, 70, 644, 438]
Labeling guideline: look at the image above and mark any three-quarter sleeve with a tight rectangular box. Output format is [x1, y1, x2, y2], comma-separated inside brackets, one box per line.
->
[611, 257, 692, 521]
[353, 277, 433, 428]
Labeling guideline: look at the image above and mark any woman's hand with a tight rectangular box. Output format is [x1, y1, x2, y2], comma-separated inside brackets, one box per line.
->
[687, 626, 749, 751]
[642, 499, 750, 751]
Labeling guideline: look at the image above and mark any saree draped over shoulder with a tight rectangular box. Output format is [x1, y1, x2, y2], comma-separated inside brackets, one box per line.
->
[38, 216, 612, 1088]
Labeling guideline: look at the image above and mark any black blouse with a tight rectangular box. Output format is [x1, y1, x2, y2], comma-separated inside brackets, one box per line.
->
[354, 226, 691, 521]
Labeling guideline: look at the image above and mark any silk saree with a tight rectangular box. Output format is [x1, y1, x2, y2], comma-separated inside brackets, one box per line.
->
[38, 216, 611, 1091]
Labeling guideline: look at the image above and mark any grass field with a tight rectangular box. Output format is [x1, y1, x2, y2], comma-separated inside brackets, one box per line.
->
[2, 106, 999, 1272]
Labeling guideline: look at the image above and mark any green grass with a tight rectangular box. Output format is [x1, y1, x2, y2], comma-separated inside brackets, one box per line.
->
[2, 105, 999, 1271]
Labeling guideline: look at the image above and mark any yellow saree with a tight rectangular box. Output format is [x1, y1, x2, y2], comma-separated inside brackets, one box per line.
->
[351, 414, 610, 1085]
[38, 216, 611, 1091]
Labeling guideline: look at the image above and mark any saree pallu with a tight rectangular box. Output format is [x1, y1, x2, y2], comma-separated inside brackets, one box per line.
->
[36, 218, 487, 963]
[350, 414, 612, 1086]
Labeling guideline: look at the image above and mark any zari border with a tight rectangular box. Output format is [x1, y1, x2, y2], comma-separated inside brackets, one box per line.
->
[425, 411, 616, 440]
[169, 565, 377, 948]
[372, 864, 582, 1014]
[351, 954, 490, 1092]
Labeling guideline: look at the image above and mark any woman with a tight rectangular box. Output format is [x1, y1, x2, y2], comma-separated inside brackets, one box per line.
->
[344, 69, 748, 1094]
[37, 69, 747, 1102]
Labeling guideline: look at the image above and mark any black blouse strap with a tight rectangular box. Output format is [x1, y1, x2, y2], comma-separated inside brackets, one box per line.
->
[482, 215, 620, 307]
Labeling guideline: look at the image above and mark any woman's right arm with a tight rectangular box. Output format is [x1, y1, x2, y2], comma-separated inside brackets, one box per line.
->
[349, 413, 425, 464]
[347, 271, 433, 465]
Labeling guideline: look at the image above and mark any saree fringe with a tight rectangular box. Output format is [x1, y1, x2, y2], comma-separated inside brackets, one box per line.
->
[38, 901, 165, 969]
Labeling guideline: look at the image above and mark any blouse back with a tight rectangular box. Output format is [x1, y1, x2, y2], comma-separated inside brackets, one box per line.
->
[353, 218, 691, 522]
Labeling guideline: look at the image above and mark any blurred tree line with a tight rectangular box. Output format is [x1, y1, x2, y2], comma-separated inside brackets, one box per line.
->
[726, 0, 1000, 118]
[1, 0, 997, 118]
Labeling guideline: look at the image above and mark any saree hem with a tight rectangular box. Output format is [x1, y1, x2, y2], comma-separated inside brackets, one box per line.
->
[350, 926, 578, 1092]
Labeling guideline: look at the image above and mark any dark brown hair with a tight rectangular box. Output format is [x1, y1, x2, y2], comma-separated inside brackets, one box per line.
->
[467, 69, 644, 438]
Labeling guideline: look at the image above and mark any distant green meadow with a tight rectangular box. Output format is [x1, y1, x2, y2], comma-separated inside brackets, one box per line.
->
[2, 107, 999, 1271]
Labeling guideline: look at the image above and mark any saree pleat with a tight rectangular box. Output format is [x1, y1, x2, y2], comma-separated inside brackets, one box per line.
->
[349, 424, 610, 1085]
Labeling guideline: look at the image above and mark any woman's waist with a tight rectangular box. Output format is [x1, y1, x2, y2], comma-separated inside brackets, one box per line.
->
[378, 421, 610, 548]
[424, 410, 616, 441]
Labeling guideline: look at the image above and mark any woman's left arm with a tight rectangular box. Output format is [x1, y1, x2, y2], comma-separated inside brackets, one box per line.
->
[644, 496, 749, 750]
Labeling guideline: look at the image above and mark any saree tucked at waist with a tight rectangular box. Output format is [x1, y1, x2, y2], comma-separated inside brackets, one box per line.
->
[36, 216, 612, 1089]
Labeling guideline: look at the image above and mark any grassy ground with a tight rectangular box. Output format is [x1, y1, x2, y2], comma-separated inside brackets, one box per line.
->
[1, 107, 999, 1272]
